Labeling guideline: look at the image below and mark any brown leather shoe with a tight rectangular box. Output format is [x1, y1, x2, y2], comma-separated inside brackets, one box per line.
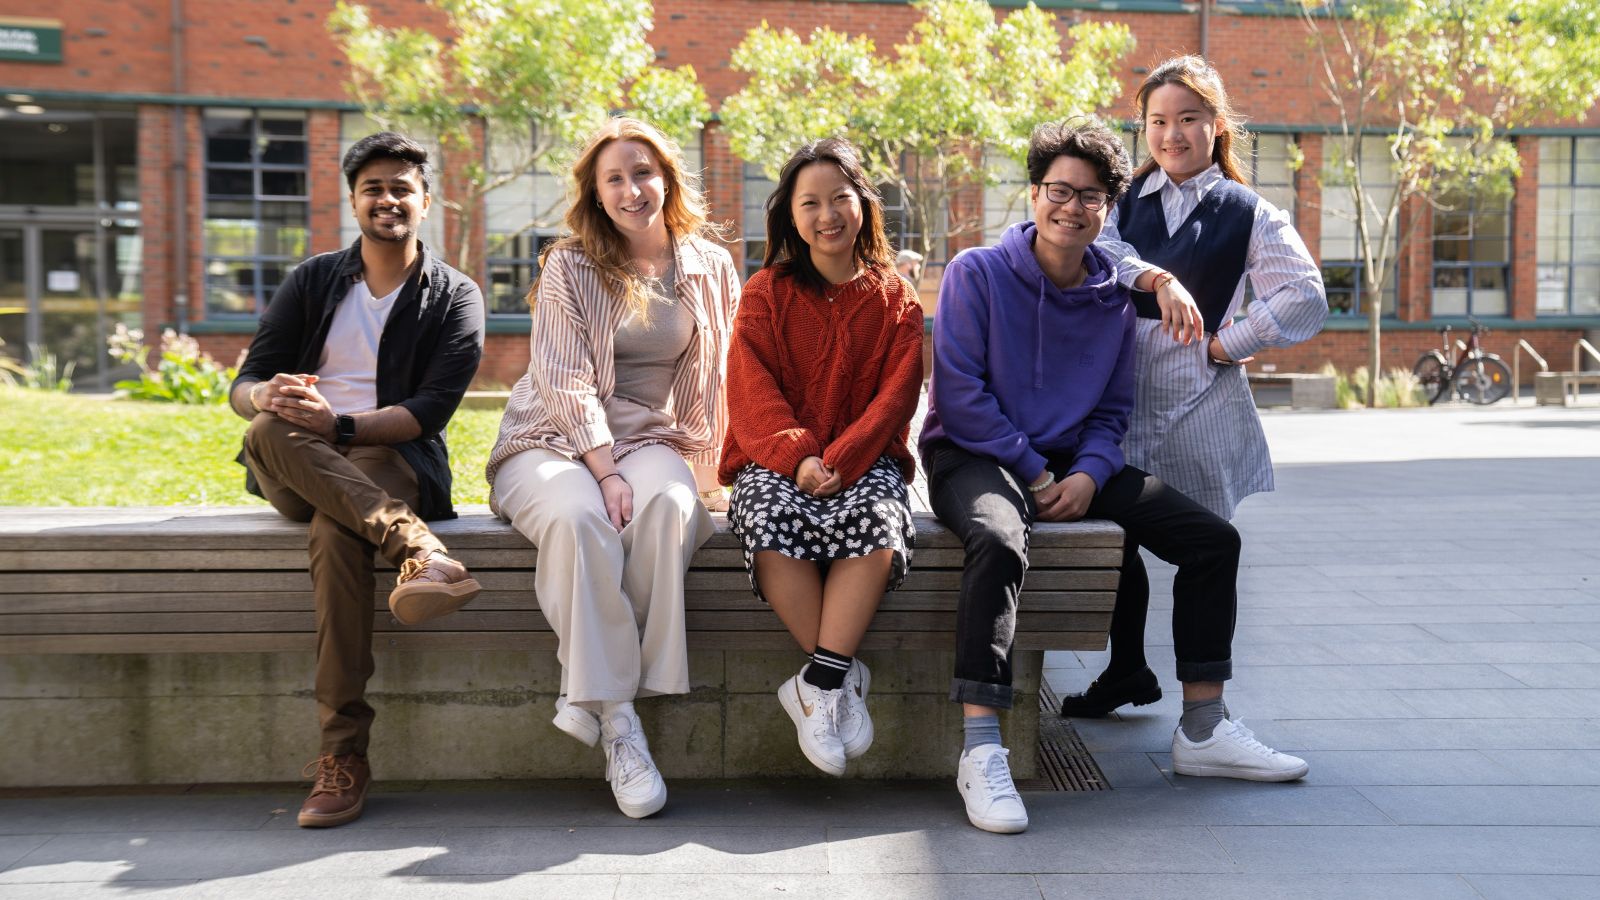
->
[388, 552, 481, 625]
[297, 752, 371, 828]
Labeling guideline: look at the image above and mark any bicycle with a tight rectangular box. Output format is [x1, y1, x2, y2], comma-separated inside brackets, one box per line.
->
[1411, 318, 1512, 406]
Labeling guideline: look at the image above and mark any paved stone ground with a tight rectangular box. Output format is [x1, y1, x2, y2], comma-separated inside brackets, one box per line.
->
[3, 403, 1598, 898]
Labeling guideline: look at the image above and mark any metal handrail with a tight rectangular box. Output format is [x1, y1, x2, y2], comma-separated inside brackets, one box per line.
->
[1514, 340, 1549, 404]
[1572, 340, 1600, 405]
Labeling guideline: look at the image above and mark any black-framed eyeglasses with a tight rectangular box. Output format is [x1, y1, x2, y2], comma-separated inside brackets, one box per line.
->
[1037, 181, 1110, 211]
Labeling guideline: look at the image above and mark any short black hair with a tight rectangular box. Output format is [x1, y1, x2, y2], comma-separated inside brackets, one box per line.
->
[342, 132, 431, 193]
[1026, 118, 1131, 201]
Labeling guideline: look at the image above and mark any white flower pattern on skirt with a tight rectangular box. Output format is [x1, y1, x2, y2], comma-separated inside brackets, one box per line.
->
[727, 455, 915, 600]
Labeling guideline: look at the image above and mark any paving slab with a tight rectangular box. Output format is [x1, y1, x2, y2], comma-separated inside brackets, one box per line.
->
[0, 828, 446, 883]
[1492, 663, 1600, 689]
[1035, 873, 1481, 900]
[615, 873, 1044, 899]
[1209, 825, 1600, 875]
[1478, 749, 1600, 785]
[1269, 718, 1600, 752]
[413, 825, 828, 875]
[0, 794, 289, 835]
[1356, 786, 1600, 826]
[1392, 688, 1600, 719]
[0, 836, 51, 874]
[825, 824, 1234, 874]
[1462, 874, 1600, 900]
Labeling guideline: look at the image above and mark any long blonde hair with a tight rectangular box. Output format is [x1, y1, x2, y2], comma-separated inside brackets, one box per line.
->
[1133, 56, 1250, 184]
[533, 116, 713, 319]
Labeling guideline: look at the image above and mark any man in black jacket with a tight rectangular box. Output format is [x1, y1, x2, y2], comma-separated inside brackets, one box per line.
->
[228, 132, 486, 828]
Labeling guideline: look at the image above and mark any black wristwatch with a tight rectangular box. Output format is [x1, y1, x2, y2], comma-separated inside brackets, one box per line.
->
[334, 414, 356, 445]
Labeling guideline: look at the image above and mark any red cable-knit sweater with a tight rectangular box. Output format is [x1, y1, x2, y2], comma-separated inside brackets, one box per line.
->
[718, 265, 925, 489]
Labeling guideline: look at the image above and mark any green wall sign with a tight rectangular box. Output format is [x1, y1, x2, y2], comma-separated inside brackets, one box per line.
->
[0, 17, 63, 64]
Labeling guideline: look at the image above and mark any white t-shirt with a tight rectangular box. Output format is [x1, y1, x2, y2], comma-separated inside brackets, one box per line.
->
[315, 279, 402, 415]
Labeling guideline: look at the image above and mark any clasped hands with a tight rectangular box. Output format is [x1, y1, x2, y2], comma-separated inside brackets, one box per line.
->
[252, 373, 337, 439]
[795, 456, 842, 499]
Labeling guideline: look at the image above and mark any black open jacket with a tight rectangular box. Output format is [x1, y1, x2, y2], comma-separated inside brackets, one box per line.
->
[233, 239, 485, 520]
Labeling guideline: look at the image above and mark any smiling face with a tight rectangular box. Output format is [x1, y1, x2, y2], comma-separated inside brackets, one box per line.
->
[350, 158, 430, 245]
[595, 139, 668, 248]
[790, 161, 864, 276]
[1144, 83, 1220, 184]
[1030, 154, 1109, 263]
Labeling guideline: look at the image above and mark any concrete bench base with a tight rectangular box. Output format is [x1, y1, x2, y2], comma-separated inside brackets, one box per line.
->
[1535, 370, 1600, 406]
[0, 648, 1041, 787]
[1247, 372, 1338, 409]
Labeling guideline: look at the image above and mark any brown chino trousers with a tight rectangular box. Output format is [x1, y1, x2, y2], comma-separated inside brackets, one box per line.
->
[243, 413, 447, 756]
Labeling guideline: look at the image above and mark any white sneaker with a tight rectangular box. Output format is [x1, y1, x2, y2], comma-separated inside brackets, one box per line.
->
[601, 708, 668, 818]
[956, 743, 1029, 834]
[1171, 718, 1310, 782]
[777, 671, 847, 776]
[839, 659, 874, 759]
[553, 696, 600, 747]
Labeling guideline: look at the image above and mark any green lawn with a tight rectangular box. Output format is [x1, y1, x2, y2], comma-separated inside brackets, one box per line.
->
[0, 389, 501, 507]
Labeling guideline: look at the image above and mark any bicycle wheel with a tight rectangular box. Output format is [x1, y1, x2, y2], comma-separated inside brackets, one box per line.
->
[1452, 356, 1511, 405]
[1412, 352, 1448, 404]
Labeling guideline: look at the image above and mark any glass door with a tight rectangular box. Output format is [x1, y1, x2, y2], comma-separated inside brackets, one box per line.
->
[0, 228, 23, 363]
[38, 226, 103, 390]
[0, 224, 123, 392]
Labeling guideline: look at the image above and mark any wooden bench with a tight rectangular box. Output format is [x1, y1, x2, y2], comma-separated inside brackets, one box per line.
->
[0, 507, 1121, 787]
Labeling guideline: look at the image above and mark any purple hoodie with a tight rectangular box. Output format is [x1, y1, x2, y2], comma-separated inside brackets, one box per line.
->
[920, 221, 1135, 489]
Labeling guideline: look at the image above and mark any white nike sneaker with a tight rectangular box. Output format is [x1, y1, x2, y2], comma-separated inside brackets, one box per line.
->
[601, 707, 667, 818]
[1171, 718, 1310, 782]
[553, 695, 600, 747]
[956, 743, 1029, 834]
[838, 659, 874, 759]
[777, 671, 847, 776]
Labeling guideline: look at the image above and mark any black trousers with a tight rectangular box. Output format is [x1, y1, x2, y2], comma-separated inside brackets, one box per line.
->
[925, 440, 1239, 710]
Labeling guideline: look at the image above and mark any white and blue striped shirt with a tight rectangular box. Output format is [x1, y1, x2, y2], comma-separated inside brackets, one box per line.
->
[1095, 164, 1329, 517]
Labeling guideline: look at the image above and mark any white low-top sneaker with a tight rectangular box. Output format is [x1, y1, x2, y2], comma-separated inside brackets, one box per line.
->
[956, 743, 1029, 833]
[777, 672, 847, 776]
[553, 695, 600, 747]
[839, 659, 874, 759]
[601, 709, 667, 818]
[1171, 718, 1310, 782]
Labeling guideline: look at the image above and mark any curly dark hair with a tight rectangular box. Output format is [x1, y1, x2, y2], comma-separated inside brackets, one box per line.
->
[1025, 117, 1132, 202]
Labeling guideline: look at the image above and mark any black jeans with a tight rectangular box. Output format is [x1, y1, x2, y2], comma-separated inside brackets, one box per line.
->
[925, 440, 1239, 710]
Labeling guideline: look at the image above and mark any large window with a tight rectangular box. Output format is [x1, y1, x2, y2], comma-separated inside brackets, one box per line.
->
[338, 113, 445, 254]
[1537, 137, 1600, 317]
[742, 161, 777, 277]
[1320, 137, 1397, 316]
[203, 109, 309, 316]
[1432, 183, 1510, 316]
[1250, 133, 1297, 222]
[982, 152, 1028, 245]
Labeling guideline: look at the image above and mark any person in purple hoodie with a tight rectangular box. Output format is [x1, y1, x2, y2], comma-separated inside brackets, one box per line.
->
[922, 118, 1307, 835]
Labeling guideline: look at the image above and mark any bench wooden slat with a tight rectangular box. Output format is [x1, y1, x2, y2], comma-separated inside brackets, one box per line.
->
[1, 609, 1112, 635]
[0, 589, 1115, 615]
[0, 545, 1122, 571]
[0, 629, 1111, 655]
[0, 507, 1126, 551]
[0, 567, 1120, 594]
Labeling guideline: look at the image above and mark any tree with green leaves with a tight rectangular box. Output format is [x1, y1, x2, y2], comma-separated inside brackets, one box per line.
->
[720, 0, 1134, 270]
[1298, 0, 1600, 403]
[328, 0, 709, 275]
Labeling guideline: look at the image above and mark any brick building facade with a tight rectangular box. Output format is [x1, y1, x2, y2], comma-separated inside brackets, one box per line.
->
[1, 0, 1596, 390]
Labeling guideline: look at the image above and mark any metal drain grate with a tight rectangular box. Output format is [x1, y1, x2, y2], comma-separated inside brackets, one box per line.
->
[1019, 682, 1109, 792]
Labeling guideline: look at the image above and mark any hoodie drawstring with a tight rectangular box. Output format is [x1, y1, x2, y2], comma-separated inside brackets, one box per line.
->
[1035, 281, 1046, 389]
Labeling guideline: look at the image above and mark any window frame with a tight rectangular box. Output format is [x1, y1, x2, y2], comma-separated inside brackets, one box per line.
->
[201, 108, 310, 318]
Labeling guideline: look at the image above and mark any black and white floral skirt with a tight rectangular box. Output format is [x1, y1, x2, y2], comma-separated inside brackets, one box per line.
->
[726, 455, 915, 600]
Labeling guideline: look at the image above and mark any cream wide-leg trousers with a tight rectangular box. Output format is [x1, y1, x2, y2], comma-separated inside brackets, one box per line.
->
[491, 444, 713, 702]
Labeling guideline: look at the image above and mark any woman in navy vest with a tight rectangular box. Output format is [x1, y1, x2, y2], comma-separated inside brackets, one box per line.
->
[1062, 56, 1328, 722]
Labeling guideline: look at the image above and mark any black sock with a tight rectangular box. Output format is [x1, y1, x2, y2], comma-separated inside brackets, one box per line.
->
[802, 646, 852, 691]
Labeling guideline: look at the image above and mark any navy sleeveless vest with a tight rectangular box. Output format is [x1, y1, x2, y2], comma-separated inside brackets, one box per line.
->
[1116, 170, 1256, 334]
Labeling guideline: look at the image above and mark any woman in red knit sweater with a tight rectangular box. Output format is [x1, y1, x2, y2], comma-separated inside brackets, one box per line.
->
[719, 138, 925, 776]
